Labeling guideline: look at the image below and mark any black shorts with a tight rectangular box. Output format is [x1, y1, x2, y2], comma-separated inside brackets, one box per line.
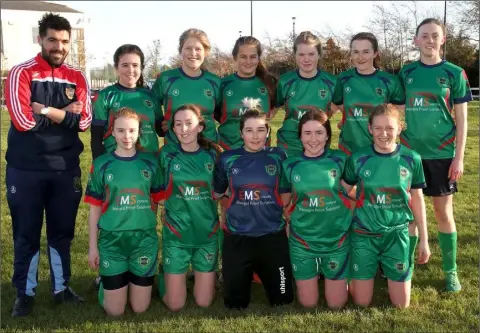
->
[222, 229, 294, 309]
[422, 158, 457, 197]
[101, 271, 154, 290]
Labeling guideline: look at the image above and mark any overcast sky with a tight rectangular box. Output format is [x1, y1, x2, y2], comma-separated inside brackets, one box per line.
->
[51, 1, 447, 68]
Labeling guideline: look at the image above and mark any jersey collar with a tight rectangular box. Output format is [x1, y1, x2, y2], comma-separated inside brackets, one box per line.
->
[301, 148, 328, 160]
[419, 60, 446, 68]
[354, 67, 378, 77]
[112, 151, 139, 161]
[234, 73, 256, 81]
[296, 69, 320, 81]
[370, 144, 400, 157]
[179, 67, 205, 80]
[114, 82, 138, 93]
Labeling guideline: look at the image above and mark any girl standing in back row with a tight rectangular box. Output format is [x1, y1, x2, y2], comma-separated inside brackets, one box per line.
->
[399, 18, 472, 292]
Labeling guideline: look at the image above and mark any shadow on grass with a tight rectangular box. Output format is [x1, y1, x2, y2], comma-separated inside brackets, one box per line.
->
[2, 274, 403, 331]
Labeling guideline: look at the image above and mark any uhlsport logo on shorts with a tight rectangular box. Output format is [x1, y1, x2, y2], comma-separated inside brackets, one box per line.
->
[139, 256, 150, 267]
[279, 267, 286, 294]
[292, 264, 297, 271]
[395, 262, 406, 272]
[265, 164, 277, 176]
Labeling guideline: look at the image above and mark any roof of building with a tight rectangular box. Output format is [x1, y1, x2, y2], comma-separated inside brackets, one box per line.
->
[0, 1, 82, 14]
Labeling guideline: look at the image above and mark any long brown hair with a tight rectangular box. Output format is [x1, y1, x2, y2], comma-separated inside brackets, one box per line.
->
[171, 104, 223, 156]
[350, 32, 381, 69]
[298, 109, 332, 147]
[294, 31, 322, 68]
[114, 44, 145, 88]
[232, 36, 278, 104]
[178, 28, 211, 71]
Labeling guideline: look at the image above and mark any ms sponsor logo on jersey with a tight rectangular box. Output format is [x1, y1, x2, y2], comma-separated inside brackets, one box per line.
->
[265, 164, 277, 176]
[369, 187, 405, 209]
[348, 103, 373, 121]
[114, 188, 151, 211]
[300, 189, 340, 213]
[178, 181, 211, 201]
[408, 92, 439, 111]
[295, 105, 320, 120]
[238, 184, 275, 207]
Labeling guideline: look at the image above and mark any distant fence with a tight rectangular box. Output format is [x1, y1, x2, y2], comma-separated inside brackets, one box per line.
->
[471, 87, 479, 101]
[90, 79, 114, 90]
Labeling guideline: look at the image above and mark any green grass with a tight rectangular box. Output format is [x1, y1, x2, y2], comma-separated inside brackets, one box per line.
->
[1, 103, 479, 332]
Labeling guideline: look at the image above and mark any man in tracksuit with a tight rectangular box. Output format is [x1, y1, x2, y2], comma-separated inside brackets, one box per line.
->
[5, 13, 92, 317]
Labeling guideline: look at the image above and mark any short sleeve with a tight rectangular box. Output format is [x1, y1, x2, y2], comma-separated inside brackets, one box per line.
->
[332, 77, 344, 105]
[213, 154, 228, 198]
[275, 79, 285, 108]
[411, 153, 426, 189]
[280, 161, 292, 194]
[389, 75, 406, 105]
[342, 155, 358, 186]
[92, 91, 107, 126]
[452, 70, 473, 104]
[84, 163, 104, 206]
[150, 160, 163, 202]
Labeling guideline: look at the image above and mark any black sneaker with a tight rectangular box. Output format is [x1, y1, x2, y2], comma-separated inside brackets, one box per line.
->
[53, 287, 85, 304]
[11, 295, 34, 317]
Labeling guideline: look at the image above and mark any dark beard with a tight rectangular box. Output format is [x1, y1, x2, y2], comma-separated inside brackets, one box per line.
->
[41, 46, 67, 68]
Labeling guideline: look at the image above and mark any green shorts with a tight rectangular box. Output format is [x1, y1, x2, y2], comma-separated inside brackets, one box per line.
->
[350, 227, 412, 282]
[99, 229, 159, 277]
[162, 242, 218, 274]
[291, 251, 349, 281]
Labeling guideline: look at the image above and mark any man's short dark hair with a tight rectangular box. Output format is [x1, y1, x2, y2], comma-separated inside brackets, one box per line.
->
[38, 13, 71, 38]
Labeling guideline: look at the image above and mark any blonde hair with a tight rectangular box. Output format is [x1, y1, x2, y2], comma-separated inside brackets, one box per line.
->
[293, 31, 322, 57]
[368, 104, 407, 130]
[178, 28, 211, 56]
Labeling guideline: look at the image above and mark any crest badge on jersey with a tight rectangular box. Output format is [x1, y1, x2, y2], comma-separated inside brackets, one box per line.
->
[141, 169, 151, 180]
[329, 169, 337, 178]
[375, 88, 384, 96]
[319, 89, 327, 99]
[258, 87, 267, 95]
[65, 87, 75, 100]
[400, 167, 409, 179]
[205, 162, 213, 173]
[265, 164, 277, 176]
[144, 100, 153, 108]
[437, 77, 447, 86]
[204, 89, 213, 98]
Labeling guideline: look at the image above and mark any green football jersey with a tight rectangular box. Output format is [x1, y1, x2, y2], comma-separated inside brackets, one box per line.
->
[216, 74, 271, 150]
[158, 144, 219, 247]
[398, 60, 472, 159]
[332, 68, 405, 155]
[343, 144, 426, 234]
[276, 70, 337, 156]
[280, 149, 352, 256]
[84, 152, 162, 231]
[151, 68, 221, 145]
[92, 83, 162, 153]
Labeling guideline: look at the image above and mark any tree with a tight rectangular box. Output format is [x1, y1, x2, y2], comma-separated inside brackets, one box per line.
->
[451, 1, 480, 42]
[320, 38, 349, 74]
[145, 39, 163, 80]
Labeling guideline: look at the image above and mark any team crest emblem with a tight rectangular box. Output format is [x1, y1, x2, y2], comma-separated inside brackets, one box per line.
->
[345, 86, 351, 93]
[172, 89, 180, 96]
[73, 176, 82, 193]
[265, 164, 277, 176]
[437, 77, 447, 85]
[139, 256, 150, 267]
[226, 90, 233, 96]
[319, 89, 327, 99]
[205, 163, 213, 172]
[65, 87, 75, 100]
[10, 186, 16, 194]
[258, 87, 267, 95]
[204, 89, 213, 98]
[205, 253, 214, 262]
[144, 100, 153, 107]
[106, 174, 114, 182]
[400, 167, 408, 179]
[376, 88, 384, 96]
[293, 174, 301, 182]
[329, 169, 337, 178]
[396, 262, 406, 272]
[141, 169, 151, 180]
[328, 259, 339, 271]
[103, 260, 109, 268]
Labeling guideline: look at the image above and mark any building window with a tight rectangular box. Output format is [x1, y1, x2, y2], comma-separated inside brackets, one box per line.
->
[32, 27, 39, 44]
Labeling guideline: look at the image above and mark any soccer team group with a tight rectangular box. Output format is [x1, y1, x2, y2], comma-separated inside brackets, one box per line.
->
[5, 13, 472, 318]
